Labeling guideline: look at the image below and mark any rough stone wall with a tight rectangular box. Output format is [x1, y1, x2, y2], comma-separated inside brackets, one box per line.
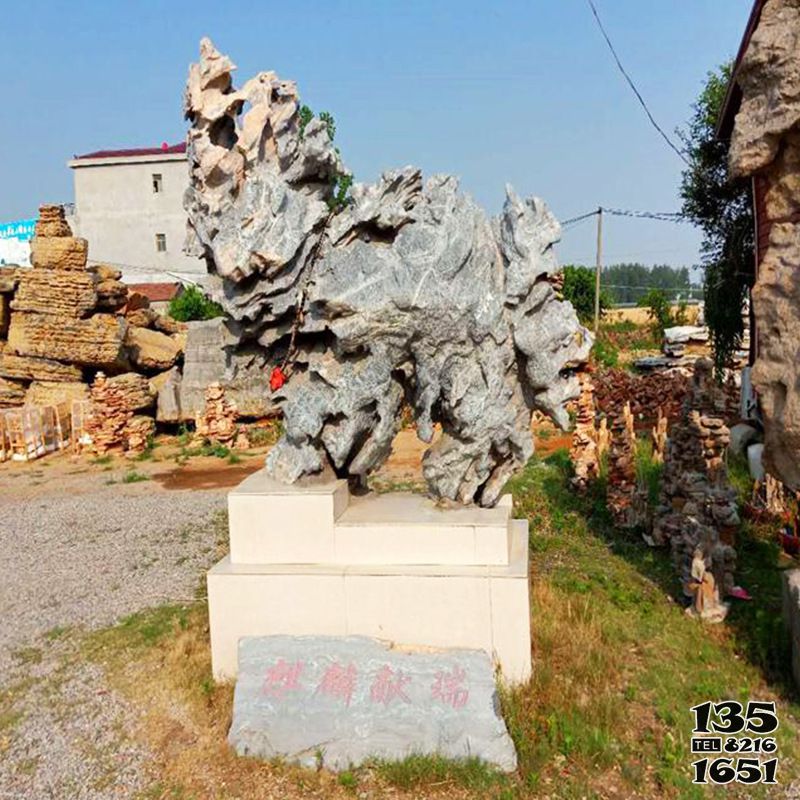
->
[183, 39, 591, 506]
[730, 0, 800, 490]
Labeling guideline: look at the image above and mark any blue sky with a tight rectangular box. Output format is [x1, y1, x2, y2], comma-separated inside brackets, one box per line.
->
[0, 0, 753, 271]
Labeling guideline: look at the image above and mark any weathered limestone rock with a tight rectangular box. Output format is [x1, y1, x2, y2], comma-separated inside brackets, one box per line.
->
[750, 223, 800, 487]
[195, 381, 239, 445]
[183, 39, 591, 506]
[229, 636, 517, 771]
[176, 318, 277, 421]
[782, 569, 800, 690]
[126, 308, 159, 329]
[106, 373, 156, 412]
[607, 403, 637, 527]
[25, 380, 90, 408]
[125, 326, 181, 372]
[29, 236, 88, 270]
[650, 360, 739, 600]
[12, 269, 97, 317]
[8, 312, 129, 370]
[0, 353, 82, 383]
[729, 1, 800, 491]
[570, 373, 599, 490]
[34, 204, 72, 238]
[0, 377, 26, 407]
[153, 367, 182, 423]
[153, 314, 186, 335]
[94, 278, 128, 311]
[730, 0, 800, 176]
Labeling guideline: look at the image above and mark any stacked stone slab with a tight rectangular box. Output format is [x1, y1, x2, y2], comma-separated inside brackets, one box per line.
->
[195, 382, 246, 447]
[607, 403, 637, 527]
[570, 373, 599, 490]
[84, 372, 156, 455]
[650, 359, 738, 599]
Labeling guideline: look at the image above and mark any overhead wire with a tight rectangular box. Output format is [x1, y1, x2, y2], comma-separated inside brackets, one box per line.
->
[585, 0, 689, 165]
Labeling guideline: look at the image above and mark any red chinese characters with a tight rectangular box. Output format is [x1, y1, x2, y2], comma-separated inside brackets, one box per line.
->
[431, 665, 469, 709]
[261, 658, 304, 699]
[316, 661, 358, 706]
[369, 665, 411, 705]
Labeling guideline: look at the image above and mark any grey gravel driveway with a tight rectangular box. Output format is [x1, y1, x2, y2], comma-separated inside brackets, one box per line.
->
[0, 461, 230, 799]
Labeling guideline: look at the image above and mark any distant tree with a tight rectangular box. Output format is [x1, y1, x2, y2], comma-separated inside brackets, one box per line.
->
[679, 63, 754, 373]
[602, 263, 695, 305]
[562, 265, 612, 323]
[168, 285, 224, 322]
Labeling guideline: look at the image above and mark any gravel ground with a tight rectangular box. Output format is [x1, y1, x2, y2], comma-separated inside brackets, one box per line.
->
[0, 462, 229, 799]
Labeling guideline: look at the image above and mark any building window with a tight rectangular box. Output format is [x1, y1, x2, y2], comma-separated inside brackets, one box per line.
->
[152, 173, 163, 193]
[155, 233, 167, 252]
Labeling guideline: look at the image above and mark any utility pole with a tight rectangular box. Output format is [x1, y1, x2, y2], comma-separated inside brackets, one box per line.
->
[594, 207, 603, 335]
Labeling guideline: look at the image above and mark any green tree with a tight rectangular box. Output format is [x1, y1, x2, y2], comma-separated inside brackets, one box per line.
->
[561, 265, 612, 323]
[639, 288, 674, 336]
[679, 63, 754, 373]
[168, 285, 224, 322]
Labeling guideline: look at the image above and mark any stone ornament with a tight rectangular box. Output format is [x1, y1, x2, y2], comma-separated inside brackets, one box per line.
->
[183, 39, 591, 506]
[229, 635, 518, 771]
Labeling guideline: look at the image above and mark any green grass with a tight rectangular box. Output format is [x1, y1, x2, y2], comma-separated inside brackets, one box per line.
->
[501, 451, 800, 797]
[90, 454, 114, 466]
[372, 754, 508, 793]
[121, 470, 150, 484]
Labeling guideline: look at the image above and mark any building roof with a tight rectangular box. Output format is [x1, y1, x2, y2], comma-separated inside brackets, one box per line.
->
[716, 0, 768, 140]
[72, 142, 187, 161]
[126, 282, 183, 303]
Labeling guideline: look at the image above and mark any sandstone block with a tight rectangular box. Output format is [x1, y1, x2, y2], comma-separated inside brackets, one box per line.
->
[106, 372, 156, 412]
[8, 312, 129, 370]
[12, 269, 97, 317]
[0, 376, 26, 407]
[125, 326, 181, 372]
[34, 204, 73, 238]
[95, 279, 128, 311]
[30, 236, 89, 270]
[0, 353, 82, 382]
[25, 380, 90, 407]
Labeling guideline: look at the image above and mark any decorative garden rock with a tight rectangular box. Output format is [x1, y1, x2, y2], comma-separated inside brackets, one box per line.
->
[184, 38, 591, 506]
[229, 635, 518, 771]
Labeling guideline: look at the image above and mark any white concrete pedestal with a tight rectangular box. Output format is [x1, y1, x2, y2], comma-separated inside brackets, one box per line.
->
[208, 471, 532, 683]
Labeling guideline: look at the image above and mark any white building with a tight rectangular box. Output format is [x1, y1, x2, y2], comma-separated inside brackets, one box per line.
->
[68, 142, 206, 284]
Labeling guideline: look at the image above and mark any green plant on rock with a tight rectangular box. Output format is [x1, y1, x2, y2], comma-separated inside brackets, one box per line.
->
[168, 285, 224, 322]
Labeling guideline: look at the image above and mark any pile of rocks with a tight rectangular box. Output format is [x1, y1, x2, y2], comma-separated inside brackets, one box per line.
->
[650, 359, 739, 600]
[570, 374, 599, 490]
[606, 403, 637, 527]
[594, 369, 689, 422]
[195, 382, 248, 449]
[0, 205, 186, 413]
[84, 372, 156, 456]
[0, 205, 195, 455]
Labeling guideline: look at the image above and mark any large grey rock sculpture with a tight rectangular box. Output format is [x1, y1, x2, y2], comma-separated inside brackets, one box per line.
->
[184, 38, 591, 506]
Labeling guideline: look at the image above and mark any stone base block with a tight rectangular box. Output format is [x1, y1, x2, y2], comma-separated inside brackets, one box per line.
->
[208, 520, 531, 684]
[228, 470, 513, 566]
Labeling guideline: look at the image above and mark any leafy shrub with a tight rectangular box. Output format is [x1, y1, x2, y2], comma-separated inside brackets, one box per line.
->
[562, 265, 612, 324]
[591, 338, 619, 369]
[168, 285, 224, 322]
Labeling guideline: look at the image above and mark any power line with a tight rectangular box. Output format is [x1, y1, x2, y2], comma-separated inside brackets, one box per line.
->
[585, 0, 689, 165]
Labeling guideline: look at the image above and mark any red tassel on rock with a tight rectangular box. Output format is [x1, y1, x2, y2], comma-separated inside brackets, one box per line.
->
[269, 366, 286, 392]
